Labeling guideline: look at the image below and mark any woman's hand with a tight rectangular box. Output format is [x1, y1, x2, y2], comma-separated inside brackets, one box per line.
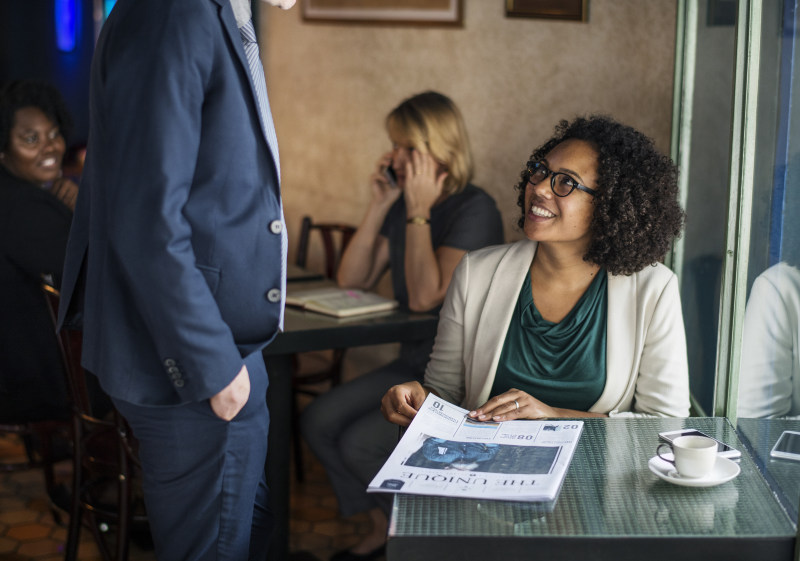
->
[369, 152, 402, 211]
[468, 389, 558, 421]
[381, 381, 429, 426]
[403, 150, 447, 217]
[51, 176, 79, 211]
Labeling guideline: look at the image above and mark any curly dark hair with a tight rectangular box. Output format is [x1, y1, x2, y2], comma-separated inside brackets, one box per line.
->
[515, 115, 684, 276]
[0, 80, 72, 153]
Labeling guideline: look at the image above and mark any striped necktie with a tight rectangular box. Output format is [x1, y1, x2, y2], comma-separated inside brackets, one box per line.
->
[239, 19, 280, 177]
[239, 18, 287, 329]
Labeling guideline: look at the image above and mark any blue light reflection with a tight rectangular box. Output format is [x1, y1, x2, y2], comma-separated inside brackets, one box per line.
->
[55, 0, 79, 52]
[104, 0, 118, 19]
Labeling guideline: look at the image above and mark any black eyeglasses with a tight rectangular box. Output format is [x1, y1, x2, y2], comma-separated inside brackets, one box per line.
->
[526, 162, 598, 198]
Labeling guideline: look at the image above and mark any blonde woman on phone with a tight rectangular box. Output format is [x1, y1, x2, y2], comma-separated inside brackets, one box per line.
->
[301, 91, 504, 561]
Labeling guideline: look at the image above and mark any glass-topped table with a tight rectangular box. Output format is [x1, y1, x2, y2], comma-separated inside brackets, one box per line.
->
[387, 418, 796, 561]
[737, 417, 800, 524]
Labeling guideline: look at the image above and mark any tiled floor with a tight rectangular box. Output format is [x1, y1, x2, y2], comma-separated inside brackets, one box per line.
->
[0, 348, 392, 561]
[0, 429, 377, 561]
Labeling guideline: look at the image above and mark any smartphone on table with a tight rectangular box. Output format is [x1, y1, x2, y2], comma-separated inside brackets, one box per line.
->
[658, 428, 741, 459]
[770, 430, 800, 461]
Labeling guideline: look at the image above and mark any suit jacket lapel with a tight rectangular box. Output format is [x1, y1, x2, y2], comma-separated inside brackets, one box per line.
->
[213, 0, 279, 173]
[214, 0, 252, 93]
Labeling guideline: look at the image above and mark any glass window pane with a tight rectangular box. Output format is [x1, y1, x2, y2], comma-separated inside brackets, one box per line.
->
[678, 2, 737, 415]
[737, 0, 800, 420]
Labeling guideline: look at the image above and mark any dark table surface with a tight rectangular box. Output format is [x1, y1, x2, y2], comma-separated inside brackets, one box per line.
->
[387, 417, 797, 561]
[286, 263, 324, 283]
[737, 417, 800, 524]
[262, 299, 438, 561]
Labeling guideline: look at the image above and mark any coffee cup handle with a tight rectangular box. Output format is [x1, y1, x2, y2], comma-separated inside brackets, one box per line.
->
[656, 442, 676, 465]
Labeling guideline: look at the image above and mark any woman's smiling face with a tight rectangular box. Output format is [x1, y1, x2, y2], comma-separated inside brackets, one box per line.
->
[1, 106, 66, 186]
[523, 138, 599, 250]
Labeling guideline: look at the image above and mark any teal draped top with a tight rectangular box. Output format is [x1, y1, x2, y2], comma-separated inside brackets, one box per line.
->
[490, 270, 608, 411]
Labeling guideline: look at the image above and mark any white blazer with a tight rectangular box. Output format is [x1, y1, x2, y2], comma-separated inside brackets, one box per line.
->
[424, 240, 691, 417]
[738, 262, 800, 418]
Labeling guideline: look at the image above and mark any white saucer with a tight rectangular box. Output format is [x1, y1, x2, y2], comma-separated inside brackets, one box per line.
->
[648, 455, 740, 487]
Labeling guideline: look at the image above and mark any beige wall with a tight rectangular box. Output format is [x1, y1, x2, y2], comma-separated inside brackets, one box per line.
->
[260, 0, 677, 258]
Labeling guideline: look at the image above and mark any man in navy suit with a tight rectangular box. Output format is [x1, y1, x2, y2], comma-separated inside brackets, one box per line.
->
[58, 0, 295, 558]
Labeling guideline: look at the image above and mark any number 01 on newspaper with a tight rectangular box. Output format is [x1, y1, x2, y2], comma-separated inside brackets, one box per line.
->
[367, 394, 583, 502]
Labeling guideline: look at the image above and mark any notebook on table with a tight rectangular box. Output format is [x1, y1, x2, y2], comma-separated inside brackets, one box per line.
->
[285, 287, 398, 318]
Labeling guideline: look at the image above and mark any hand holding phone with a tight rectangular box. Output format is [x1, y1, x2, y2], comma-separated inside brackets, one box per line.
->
[383, 165, 398, 189]
[658, 429, 741, 459]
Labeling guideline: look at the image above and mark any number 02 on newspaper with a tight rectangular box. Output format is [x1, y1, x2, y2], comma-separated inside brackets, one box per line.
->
[368, 394, 583, 502]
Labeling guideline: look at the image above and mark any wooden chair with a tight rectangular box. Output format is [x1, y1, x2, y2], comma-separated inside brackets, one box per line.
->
[295, 215, 356, 279]
[291, 216, 356, 481]
[42, 284, 148, 561]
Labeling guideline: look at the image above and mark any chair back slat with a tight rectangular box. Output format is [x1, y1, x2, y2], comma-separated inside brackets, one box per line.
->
[41, 285, 95, 418]
[294, 215, 356, 279]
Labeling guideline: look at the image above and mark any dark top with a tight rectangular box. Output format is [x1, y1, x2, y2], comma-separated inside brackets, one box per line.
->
[380, 184, 504, 369]
[491, 270, 607, 411]
[0, 165, 73, 422]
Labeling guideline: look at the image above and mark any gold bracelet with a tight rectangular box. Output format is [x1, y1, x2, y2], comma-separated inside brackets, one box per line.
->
[406, 216, 430, 225]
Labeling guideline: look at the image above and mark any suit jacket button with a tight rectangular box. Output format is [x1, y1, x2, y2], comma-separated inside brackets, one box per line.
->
[167, 366, 180, 375]
[164, 358, 176, 367]
[266, 288, 281, 302]
[174, 379, 185, 388]
[269, 220, 283, 235]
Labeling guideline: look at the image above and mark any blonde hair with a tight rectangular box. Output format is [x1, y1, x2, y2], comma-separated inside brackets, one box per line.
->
[386, 91, 474, 196]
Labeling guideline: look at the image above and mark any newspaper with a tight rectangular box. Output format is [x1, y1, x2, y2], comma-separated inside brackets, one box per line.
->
[368, 394, 583, 502]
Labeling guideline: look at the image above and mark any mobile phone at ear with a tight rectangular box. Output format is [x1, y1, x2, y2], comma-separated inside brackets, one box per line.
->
[383, 165, 398, 188]
[658, 428, 741, 459]
[770, 430, 800, 461]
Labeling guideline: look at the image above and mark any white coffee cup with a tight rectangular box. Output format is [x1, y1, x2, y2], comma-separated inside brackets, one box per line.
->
[656, 435, 718, 478]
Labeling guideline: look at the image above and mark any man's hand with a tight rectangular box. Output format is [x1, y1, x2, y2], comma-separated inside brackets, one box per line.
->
[210, 365, 250, 421]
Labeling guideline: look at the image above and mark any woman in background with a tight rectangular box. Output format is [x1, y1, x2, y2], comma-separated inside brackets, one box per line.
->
[0, 80, 86, 422]
[301, 91, 504, 561]
[382, 115, 690, 430]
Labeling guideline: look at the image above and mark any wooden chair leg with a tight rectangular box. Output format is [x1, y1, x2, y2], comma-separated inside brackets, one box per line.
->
[115, 427, 132, 561]
[87, 509, 113, 561]
[291, 391, 305, 483]
[65, 419, 82, 561]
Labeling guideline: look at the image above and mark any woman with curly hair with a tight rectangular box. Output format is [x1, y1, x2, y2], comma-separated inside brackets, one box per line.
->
[0, 80, 78, 424]
[0, 80, 78, 210]
[381, 115, 690, 425]
[1, 80, 111, 432]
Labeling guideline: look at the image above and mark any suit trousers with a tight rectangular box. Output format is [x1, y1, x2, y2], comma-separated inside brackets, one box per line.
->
[114, 351, 271, 561]
[300, 358, 424, 518]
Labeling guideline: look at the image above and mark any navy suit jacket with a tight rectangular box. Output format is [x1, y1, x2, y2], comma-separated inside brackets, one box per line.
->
[58, 0, 284, 406]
